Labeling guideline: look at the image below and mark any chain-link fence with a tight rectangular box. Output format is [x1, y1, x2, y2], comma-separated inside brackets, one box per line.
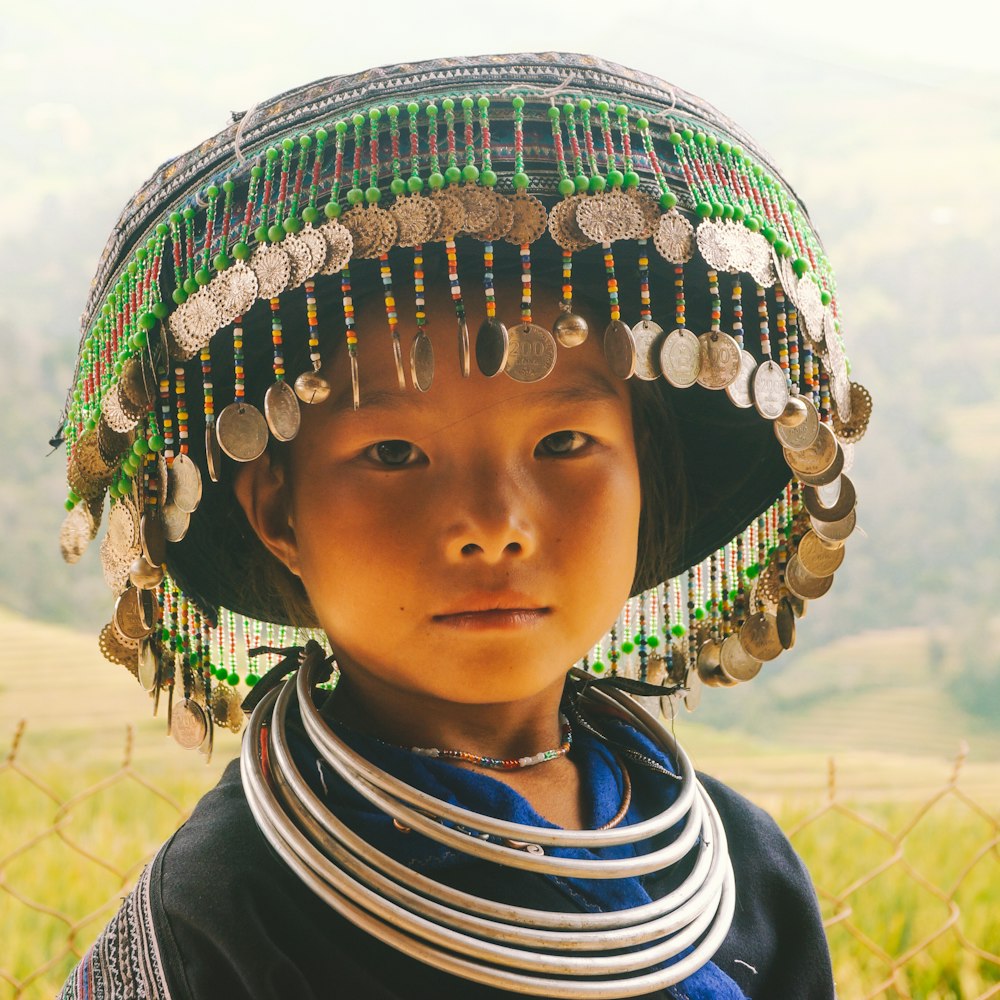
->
[2, 720, 998, 1000]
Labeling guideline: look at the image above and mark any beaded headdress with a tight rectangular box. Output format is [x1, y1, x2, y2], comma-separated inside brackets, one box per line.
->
[56, 53, 871, 752]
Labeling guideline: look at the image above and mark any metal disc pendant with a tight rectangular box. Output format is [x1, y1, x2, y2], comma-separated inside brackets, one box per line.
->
[784, 422, 838, 478]
[775, 396, 820, 451]
[696, 638, 734, 687]
[552, 309, 589, 348]
[129, 555, 163, 590]
[114, 586, 154, 641]
[167, 453, 202, 514]
[785, 555, 834, 601]
[138, 639, 159, 692]
[696, 331, 741, 390]
[140, 511, 166, 567]
[739, 611, 783, 661]
[161, 501, 190, 542]
[476, 318, 509, 377]
[660, 328, 702, 388]
[776, 597, 797, 649]
[172, 697, 208, 750]
[411, 331, 435, 392]
[797, 530, 846, 576]
[264, 380, 301, 442]
[216, 402, 269, 462]
[752, 359, 791, 420]
[294, 369, 332, 405]
[793, 442, 844, 487]
[457, 318, 471, 378]
[631, 319, 664, 381]
[803, 474, 856, 522]
[604, 320, 636, 379]
[205, 423, 222, 483]
[811, 507, 857, 544]
[725, 350, 757, 409]
[505, 323, 557, 383]
[719, 633, 762, 682]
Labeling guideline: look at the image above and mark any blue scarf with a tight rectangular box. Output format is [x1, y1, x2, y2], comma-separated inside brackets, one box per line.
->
[290, 706, 746, 1000]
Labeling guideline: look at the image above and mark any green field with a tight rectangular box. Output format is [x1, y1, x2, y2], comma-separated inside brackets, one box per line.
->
[2, 611, 998, 999]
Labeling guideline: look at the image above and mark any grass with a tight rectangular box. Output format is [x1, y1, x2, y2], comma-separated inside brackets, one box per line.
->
[1, 612, 998, 998]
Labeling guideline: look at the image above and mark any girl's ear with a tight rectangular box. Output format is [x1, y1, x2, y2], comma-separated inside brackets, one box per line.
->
[232, 451, 302, 578]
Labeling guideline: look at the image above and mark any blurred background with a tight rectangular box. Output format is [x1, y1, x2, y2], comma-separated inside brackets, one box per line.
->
[1, 1, 998, 997]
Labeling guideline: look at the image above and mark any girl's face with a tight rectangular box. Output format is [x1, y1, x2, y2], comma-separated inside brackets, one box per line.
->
[243, 282, 641, 708]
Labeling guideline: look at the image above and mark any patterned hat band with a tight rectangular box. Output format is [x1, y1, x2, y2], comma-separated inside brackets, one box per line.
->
[56, 53, 871, 750]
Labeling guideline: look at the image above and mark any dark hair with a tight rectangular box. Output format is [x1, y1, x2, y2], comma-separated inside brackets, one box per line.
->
[168, 238, 692, 624]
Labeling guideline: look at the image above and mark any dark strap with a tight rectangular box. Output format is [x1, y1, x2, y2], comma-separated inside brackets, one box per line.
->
[240, 640, 333, 714]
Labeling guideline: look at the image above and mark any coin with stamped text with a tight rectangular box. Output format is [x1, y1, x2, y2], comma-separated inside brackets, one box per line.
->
[505, 324, 557, 383]
[660, 328, 702, 388]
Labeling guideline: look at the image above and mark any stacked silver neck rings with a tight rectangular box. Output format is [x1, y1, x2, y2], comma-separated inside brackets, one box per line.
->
[241, 652, 735, 998]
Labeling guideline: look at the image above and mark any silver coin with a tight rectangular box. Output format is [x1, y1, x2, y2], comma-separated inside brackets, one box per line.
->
[719, 633, 762, 682]
[776, 597, 796, 650]
[140, 511, 166, 566]
[505, 323, 557, 383]
[457, 317, 471, 378]
[216, 402, 269, 462]
[783, 422, 838, 477]
[803, 474, 856, 523]
[740, 611, 783, 661]
[631, 319, 664, 381]
[172, 697, 208, 750]
[752, 359, 791, 420]
[552, 310, 589, 348]
[391, 332, 406, 390]
[797, 530, 846, 576]
[683, 665, 702, 712]
[129, 555, 163, 590]
[138, 639, 159, 692]
[205, 423, 222, 483]
[161, 501, 190, 542]
[250, 243, 292, 300]
[264, 380, 301, 442]
[775, 396, 820, 451]
[294, 369, 332, 405]
[785, 554, 834, 601]
[811, 507, 857, 543]
[696, 638, 733, 687]
[660, 328, 702, 388]
[114, 586, 154, 641]
[475, 318, 509, 377]
[793, 442, 844, 487]
[410, 331, 435, 392]
[696, 331, 741, 390]
[603, 320, 636, 380]
[725, 350, 757, 409]
[167, 453, 202, 514]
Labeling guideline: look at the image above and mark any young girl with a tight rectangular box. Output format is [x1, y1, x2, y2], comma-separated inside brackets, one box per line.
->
[57, 53, 864, 998]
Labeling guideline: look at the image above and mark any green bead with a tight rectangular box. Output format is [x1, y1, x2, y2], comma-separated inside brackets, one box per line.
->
[206, 184, 219, 199]
[733, 145, 744, 160]
[407, 103, 419, 115]
[694, 607, 705, 620]
[223, 180, 235, 193]
[85, 417, 96, 431]
[407, 176, 424, 193]
[364, 186, 382, 204]
[250, 165, 263, 179]
[596, 100, 609, 113]
[707, 135, 718, 148]
[155, 223, 169, 237]
[281, 137, 294, 151]
[512, 171, 529, 190]
[745, 215, 762, 232]
[267, 223, 285, 242]
[461, 97, 473, 110]
[368, 108, 381, 122]
[302, 206, 319, 224]
[636, 116, 649, 130]
[681, 128, 694, 142]
[574, 174, 589, 193]
[558, 177, 575, 196]
[113, 360, 123, 375]
[511, 96, 524, 110]
[127, 261, 138, 276]
[428, 171, 446, 190]
[591, 660, 605, 674]
[233, 241, 250, 260]
[389, 177, 406, 196]
[623, 170, 640, 189]
[621, 641, 635, 654]
[183, 208, 196, 222]
[480, 169, 497, 188]
[64, 497, 75, 512]
[169, 211, 182, 225]
[647, 635, 660, 648]
[820, 290, 832, 306]
[282, 215, 301, 233]
[135, 248, 147, 263]
[172, 287, 187, 305]
[792, 257, 810, 277]
[659, 191, 677, 210]
[149, 434, 164, 451]
[720, 141, 731, 154]
[246, 673, 259, 687]
[108, 483, 120, 500]
[182, 277, 198, 295]
[733, 205, 745, 222]
[721, 204, 734, 220]
[213, 251, 231, 270]
[711, 201, 724, 218]
[425, 104, 437, 118]
[694, 132, 707, 147]
[254, 224, 268, 243]
[227, 671, 240, 686]
[578, 98, 591, 111]
[335, 121, 348, 134]
[461, 164, 479, 183]
[138, 311, 156, 331]
[441, 98, 454, 111]
[352, 113, 365, 126]
[133, 438, 149, 457]
[131, 330, 147, 349]
[588, 175, 606, 193]
[669, 132, 682, 146]
[314, 128, 327, 144]
[762, 225, 777, 244]
[387, 105, 399, 118]
[607, 168, 624, 188]
[195, 266, 211, 286]
[324, 202, 342, 218]
[695, 201, 713, 219]
[346, 188, 364, 206]
[746, 563, 760, 579]
[548, 106, 560, 121]
[444, 165, 462, 185]
[477, 96, 489, 109]
[775, 239, 792, 257]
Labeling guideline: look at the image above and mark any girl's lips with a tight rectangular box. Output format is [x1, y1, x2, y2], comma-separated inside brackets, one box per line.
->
[431, 608, 551, 630]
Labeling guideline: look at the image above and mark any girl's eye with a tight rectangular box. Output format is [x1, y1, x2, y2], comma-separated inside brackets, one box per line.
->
[365, 440, 425, 467]
[536, 430, 592, 457]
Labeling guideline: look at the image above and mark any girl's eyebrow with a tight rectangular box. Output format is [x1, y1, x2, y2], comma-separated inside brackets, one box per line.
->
[330, 369, 623, 416]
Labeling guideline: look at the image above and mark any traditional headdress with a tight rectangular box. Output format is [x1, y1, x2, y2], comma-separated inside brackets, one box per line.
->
[57, 53, 870, 751]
